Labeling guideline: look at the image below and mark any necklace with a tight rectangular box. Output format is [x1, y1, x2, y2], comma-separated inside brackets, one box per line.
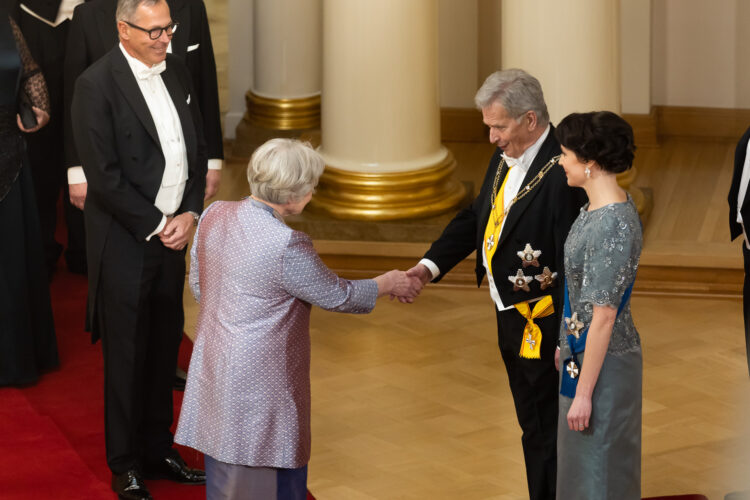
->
[489, 154, 562, 228]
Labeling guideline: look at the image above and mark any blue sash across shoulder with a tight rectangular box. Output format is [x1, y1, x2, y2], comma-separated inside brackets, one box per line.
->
[560, 278, 634, 398]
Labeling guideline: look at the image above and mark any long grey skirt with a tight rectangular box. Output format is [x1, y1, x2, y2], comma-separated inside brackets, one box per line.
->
[557, 346, 642, 500]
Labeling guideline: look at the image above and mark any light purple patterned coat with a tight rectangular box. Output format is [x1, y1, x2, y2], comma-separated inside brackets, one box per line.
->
[175, 198, 378, 468]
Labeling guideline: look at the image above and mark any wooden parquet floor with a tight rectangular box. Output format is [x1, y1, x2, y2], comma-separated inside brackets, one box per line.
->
[182, 136, 750, 498]
[299, 290, 750, 499]
[187, 8, 750, 492]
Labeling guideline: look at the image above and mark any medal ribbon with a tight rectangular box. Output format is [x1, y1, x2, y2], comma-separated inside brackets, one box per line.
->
[483, 166, 513, 276]
[560, 277, 635, 398]
[514, 295, 554, 359]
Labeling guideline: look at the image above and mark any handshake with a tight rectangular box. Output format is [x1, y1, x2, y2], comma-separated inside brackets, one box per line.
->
[374, 264, 433, 304]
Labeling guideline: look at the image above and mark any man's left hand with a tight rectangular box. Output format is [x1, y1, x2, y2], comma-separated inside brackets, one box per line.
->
[204, 169, 221, 200]
[159, 213, 194, 250]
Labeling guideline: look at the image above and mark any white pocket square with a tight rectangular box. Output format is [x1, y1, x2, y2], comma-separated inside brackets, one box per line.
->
[186, 94, 191, 104]
[187, 43, 200, 52]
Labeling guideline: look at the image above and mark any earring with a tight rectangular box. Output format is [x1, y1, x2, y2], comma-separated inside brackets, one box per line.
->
[584, 166, 591, 178]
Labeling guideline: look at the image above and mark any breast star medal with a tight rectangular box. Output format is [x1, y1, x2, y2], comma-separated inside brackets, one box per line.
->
[564, 312, 584, 339]
[517, 243, 541, 267]
[508, 269, 532, 292]
[566, 360, 580, 378]
[534, 266, 558, 290]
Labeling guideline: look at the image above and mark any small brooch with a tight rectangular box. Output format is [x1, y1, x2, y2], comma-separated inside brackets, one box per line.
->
[524, 333, 536, 351]
[508, 269, 533, 292]
[517, 243, 541, 267]
[486, 234, 495, 251]
[534, 266, 558, 290]
[564, 312, 584, 339]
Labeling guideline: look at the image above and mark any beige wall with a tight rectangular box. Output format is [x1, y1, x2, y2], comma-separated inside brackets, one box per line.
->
[621, 0, 651, 114]
[652, 0, 738, 108]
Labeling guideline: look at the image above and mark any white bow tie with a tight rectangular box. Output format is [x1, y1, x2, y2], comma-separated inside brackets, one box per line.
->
[135, 61, 166, 80]
[502, 153, 521, 169]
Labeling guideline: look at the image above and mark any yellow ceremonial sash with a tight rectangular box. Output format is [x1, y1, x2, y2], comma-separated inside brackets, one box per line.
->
[483, 167, 513, 276]
[514, 295, 554, 359]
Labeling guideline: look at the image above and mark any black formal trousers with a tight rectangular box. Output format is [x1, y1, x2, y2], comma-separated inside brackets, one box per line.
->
[496, 306, 558, 500]
[96, 221, 185, 473]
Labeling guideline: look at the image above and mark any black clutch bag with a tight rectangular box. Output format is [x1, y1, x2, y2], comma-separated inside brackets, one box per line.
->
[18, 88, 37, 129]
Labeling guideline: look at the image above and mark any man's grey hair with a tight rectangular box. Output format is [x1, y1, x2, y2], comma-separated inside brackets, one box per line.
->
[247, 138, 325, 205]
[474, 69, 550, 125]
[116, 0, 162, 22]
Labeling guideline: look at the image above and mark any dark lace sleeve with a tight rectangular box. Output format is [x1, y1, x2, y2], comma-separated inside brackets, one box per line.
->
[9, 16, 50, 114]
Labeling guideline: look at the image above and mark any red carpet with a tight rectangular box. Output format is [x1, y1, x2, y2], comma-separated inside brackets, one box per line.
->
[1, 257, 314, 498]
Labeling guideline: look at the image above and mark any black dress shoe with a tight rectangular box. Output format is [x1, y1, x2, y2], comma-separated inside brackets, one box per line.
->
[111, 469, 152, 500]
[143, 454, 206, 484]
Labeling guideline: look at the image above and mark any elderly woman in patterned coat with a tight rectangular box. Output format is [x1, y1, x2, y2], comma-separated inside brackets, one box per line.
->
[175, 138, 421, 499]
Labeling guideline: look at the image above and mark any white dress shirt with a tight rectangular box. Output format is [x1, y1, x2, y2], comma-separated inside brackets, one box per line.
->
[19, 0, 83, 27]
[119, 44, 188, 238]
[420, 125, 551, 311]
[737, 140, 750, 249]
[67, 31, 221, 186]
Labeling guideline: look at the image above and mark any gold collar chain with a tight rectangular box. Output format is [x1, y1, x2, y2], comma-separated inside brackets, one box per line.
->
[490, 154, 562, 224]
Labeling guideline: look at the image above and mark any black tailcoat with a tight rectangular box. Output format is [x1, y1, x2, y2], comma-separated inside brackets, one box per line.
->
[728, 125, 750, 376]
[425, 127, 585, 318]
[71, 46, 206, 471]
[423, 127, 586, 500]
[64, 0, 222, 169]
[71, 47, 206, 335]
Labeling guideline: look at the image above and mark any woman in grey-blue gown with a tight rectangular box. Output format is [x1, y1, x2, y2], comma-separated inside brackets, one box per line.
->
[555, 111, 643, 499]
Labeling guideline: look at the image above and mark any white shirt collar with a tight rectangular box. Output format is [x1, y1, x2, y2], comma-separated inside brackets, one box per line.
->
[118, 43, 166, 80]
[502, 124, 551, 172]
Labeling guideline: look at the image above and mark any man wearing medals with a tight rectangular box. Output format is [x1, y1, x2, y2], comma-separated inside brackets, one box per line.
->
[407, 69, 586, 500]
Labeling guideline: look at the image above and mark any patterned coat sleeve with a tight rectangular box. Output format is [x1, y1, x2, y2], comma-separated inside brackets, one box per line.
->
[281, 231, 378, 313]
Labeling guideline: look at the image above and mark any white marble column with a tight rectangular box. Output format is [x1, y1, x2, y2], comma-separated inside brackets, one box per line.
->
[501, 0, 620, 123]
[234, 0, 322, 155]
[502, 0, 649, 217]
[314, 0, 465, 220]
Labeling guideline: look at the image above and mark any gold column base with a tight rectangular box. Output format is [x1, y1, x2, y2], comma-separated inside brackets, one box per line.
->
[245, 91, 321, 130]
[310, 151, 467, 220]
[617, 167, 653, 223]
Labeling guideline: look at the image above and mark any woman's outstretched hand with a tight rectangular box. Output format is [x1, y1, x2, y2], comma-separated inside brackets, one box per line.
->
[374, 269, 424, 303]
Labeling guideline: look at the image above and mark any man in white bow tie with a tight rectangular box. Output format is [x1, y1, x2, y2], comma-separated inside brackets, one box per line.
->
[70, 0, 207, 498]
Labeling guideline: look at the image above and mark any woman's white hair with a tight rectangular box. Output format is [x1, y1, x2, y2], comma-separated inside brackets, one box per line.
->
[474, 68, 550, 125]
[247, 138, 325, 205]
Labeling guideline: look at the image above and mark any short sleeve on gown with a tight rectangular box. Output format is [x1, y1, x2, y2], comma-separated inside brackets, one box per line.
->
[579, 211, 637, 309]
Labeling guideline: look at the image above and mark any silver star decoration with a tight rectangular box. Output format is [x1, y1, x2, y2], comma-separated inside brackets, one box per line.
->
[534, 266, 558, 290]
[524, 333, 536, 351]
[508, 269, 533, 292]
[517, 243, 541, 267]
[565, 312, 584, 339]
[566, 360, 579, 378]
[486, 234, 495, 251]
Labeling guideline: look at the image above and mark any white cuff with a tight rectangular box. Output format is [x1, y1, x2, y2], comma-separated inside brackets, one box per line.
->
[68, 166, 87, 184]
[207, 159, 222, 170]
[145, 215, 167, 241]
[418, 258, 440, 281]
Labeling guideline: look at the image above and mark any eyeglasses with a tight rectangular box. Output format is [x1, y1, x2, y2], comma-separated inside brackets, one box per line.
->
[124, 20, 179, 40]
